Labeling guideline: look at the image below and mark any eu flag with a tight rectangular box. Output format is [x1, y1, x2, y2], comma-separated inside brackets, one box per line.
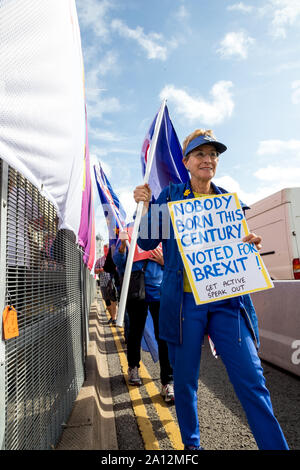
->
[94, 163, 127, 248]
[141, 104, 189, 200]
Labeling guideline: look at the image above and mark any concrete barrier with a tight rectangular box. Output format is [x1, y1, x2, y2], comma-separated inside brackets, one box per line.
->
[252, 280, 300, 377]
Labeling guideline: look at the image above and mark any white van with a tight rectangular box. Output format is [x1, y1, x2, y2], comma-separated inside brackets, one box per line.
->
[246, 187, 300, 280]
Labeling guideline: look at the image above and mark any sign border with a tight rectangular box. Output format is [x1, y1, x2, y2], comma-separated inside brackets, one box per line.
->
[168, 193, 273, 305]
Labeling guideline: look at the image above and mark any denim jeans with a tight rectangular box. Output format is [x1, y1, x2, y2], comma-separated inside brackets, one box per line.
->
[167, 293, 289, 450]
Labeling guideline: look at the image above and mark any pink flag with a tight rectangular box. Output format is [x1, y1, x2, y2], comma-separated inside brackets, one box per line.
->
[78, 106, 96, 270]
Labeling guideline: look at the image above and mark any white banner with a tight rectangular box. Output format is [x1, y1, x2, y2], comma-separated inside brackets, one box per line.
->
[0, 0, 85, 235]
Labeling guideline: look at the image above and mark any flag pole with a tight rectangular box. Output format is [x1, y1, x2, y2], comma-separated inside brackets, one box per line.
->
[116, 99, 167, 327]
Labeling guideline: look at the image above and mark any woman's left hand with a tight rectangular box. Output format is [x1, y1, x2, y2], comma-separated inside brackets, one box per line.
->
[150, 247, 164, 265]
[242, 233, 262, 251]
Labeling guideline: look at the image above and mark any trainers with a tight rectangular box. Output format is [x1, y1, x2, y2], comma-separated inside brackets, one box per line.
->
[128, 367, 142, 386]
[161, 383, 174, 402]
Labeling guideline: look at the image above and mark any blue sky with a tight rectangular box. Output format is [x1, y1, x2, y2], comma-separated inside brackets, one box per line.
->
[76, 0, 300, 241]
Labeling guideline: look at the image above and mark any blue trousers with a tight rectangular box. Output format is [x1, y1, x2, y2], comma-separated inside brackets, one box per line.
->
[167, 293, 289, 450]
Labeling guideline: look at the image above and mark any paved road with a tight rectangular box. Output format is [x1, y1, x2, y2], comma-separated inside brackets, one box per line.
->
[100, 296, 300, 451]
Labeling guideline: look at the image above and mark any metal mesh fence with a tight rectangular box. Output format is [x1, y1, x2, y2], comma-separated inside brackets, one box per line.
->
[0, 161, 95, 449]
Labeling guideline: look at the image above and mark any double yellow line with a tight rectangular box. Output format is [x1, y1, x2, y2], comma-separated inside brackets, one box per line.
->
[103, 304, 183, 450]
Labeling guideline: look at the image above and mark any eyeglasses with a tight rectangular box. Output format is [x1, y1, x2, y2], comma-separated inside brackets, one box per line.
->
[191, 150, 219, 160]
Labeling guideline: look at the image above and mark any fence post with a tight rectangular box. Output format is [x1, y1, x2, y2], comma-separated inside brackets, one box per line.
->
[0, 161, 9, 449]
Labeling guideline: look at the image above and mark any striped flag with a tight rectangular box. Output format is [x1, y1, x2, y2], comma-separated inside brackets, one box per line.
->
[94, 163, 127, 248]
[141, 104, 189, 200]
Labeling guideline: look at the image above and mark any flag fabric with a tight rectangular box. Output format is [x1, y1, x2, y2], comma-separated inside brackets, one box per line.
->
[94, 163, 127, 247]
[93, 167, 159, 281]
[87, 201, 96, 271]
[139, 103, 223, 360]
[208, 335, 218, 358]
[78, 106, 96, 270]
[141, 314, 159, 363]
[94, 164, 159, 361]
[141, 104, 189, 200]
[125, 223, 163, 262]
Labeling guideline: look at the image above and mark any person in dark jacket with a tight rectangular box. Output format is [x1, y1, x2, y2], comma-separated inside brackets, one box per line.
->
[113, 230, 174, 402]
[95, 244, 118, 325]
[133, 129, 289, 450]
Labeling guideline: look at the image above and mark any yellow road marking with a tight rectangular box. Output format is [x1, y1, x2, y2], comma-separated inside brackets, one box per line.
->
[139, 362, 184, 450]
[101, 299, 183, 450]
[102, 302, 160, 450]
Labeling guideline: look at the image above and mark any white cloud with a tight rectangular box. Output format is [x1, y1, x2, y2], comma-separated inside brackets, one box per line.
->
[238, 138, 300, 203]
[84, 51, 119, 92]
[214, 175, 261, 204]
[260, 0, 300, 38]
[214, 175, 244, 195]
[86, 92, 121, 120]
[214, 173, 299, 205]
[227, 3, 253, 13]
[89, 143, 137, 161]
[175, 5, 189, 20]
[76, 0, 113, 39]
[99, 160, 112, 178]
[83, 52, 121, 120]
[88, 128, 122, 142]
[217, 31, 255, 59]
[215, 136, 300, 205]
[83, 53, 120, 122]
[119, 188, 137, 221]
[256, 139, 300, 190]
[89, 154, 112, 178]
[291, 80, 300, 104]
[159, 81, 234, 126]
[254, 61, 300, 77]
[111, 19, 178, 61]
[254, 165, 300, 184]
[257, 139, 300, 157]
[95, 51, 119, 77]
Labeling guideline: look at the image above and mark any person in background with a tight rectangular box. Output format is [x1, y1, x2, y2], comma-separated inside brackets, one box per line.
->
[95, 244, 118, 325]
[103, 245, 131, 342]
[133, 129, 289, 450]
[113, 230, 174, 402]
[103, 245, 121, 299]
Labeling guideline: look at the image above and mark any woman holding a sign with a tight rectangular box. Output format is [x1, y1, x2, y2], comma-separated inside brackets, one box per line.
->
[134, 129, 289, 450]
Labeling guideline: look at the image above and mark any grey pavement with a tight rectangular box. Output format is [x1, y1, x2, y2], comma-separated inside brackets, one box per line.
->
[57, 294, 300, 451]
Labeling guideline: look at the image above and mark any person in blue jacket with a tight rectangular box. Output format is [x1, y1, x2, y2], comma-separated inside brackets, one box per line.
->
[133, 129, 289, 450]
[113, 230, 174, 402]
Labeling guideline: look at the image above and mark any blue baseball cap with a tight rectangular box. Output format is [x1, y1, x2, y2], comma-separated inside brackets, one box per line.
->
[183, 134, 227, 157]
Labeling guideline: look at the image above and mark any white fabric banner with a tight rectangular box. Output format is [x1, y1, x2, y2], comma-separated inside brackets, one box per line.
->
[0, 0, 85, 235]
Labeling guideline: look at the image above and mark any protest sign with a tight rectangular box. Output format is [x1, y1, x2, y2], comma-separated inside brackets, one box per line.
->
[168, 193, 273, 304]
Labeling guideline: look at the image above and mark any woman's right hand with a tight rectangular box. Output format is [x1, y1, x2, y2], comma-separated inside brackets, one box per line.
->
[133, 184, 152, 204]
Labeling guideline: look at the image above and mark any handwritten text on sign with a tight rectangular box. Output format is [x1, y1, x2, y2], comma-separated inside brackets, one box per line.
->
[168, 193, 273, 304]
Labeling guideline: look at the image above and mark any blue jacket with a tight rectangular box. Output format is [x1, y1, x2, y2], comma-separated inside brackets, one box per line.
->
[113, 240, 163, 302]
[137, 180, 260, 348]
